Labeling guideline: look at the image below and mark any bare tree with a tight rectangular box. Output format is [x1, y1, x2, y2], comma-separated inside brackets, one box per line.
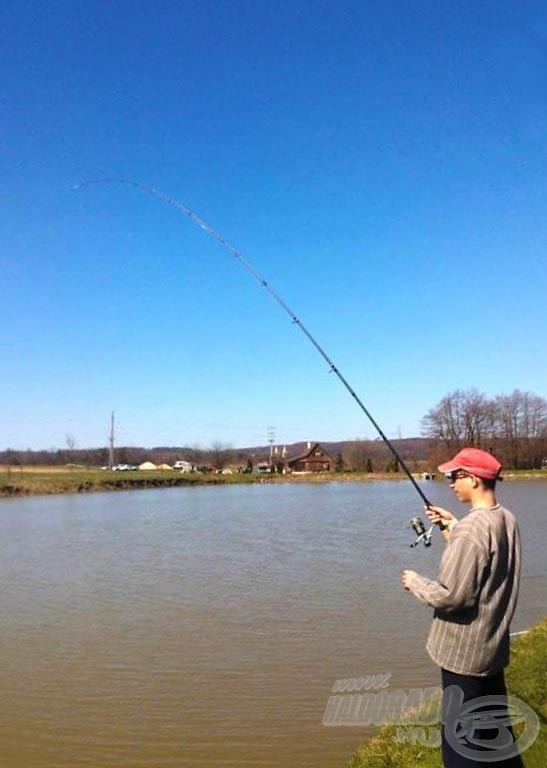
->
[209, 441, 234, 469]
[422, 388, 547, 469]
[345, 441, 373, 471]
[494, 390, 547, 468]
[65, 433, 78, 467]
[421, 390, 467, 448]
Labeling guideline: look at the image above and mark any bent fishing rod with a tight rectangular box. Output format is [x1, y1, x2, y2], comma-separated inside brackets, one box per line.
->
[75, 178, 435, 547]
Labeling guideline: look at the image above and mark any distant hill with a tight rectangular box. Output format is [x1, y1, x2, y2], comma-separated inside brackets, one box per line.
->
[1, 438, 433, 469]
[247, 438, 431, 460]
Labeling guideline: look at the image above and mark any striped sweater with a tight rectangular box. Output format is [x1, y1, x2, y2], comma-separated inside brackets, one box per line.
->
[409, 504, 521, 676]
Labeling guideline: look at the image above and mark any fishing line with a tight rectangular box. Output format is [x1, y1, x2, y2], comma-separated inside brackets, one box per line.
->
[75, 178, 434, 525]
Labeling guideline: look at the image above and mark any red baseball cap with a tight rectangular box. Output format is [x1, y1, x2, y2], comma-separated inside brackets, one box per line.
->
[438, 447, 502, 480]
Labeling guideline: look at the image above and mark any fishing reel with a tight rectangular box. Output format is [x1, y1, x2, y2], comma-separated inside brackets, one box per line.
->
[409, 516, 433, 548]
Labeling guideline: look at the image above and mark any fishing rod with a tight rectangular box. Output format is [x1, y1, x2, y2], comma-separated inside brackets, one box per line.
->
[75, 178, 434, 547]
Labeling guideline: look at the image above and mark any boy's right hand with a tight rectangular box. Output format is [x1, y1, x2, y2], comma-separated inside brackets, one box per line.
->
[425, 505, 458, 530]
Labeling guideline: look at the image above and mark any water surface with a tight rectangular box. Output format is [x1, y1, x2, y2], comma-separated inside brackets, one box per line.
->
[0, 481, 544, 767]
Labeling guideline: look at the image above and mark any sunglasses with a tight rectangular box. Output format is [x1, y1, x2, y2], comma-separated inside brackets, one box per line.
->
[448, 470, 471, 483]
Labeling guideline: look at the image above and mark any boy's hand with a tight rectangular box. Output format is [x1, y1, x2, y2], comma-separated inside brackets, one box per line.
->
[401, 570, 417, 590]
[426, 505, 458, 531]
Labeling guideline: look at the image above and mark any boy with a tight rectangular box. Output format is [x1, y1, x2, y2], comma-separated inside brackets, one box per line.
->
[401, 447, 522, 766]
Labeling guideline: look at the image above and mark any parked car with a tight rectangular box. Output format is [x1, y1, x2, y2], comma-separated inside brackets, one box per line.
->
[173, 460, 194, 472]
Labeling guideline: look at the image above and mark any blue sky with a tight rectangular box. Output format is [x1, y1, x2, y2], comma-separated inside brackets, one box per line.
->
[2, 1, 547, 450]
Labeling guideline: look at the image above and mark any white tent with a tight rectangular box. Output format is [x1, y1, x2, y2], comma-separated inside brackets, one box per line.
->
[138, 461, 157, 471]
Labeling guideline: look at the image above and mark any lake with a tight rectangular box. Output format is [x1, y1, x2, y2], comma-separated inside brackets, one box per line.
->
[0, 480, 545, 767]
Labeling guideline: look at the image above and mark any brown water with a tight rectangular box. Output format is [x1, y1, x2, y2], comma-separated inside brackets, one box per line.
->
[0, 481, 545, 767]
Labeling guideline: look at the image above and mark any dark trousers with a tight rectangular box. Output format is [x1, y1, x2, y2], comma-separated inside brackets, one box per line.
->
[441, 668, 524, 768]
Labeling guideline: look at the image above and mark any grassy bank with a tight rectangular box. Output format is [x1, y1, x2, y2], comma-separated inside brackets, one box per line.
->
[1, 467, 546, 498]
[0, 467, 407, 497]
[344, 617, 547, 767]
[0, 468, 258, 496]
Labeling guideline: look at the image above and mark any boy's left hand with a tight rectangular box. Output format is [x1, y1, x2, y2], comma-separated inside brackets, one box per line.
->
[401, 570, 417, 590]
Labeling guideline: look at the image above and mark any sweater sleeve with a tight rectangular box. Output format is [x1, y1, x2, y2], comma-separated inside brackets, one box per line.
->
[408, 530, 488, 613]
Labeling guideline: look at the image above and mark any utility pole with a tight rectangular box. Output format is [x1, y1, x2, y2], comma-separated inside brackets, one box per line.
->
[267, 426, 275, 472]
[108, 411, 115, 470]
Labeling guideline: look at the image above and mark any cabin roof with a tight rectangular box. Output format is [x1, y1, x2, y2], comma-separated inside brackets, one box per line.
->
[288, 442, 333, 463]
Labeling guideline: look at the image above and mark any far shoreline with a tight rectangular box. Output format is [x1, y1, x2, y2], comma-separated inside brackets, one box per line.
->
[1, 467, 546, 499]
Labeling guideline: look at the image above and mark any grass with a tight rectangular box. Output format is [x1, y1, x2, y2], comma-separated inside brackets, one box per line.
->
[343, 617, 547, 767]
[1, 466, 546, 498]
[0, 467, 259, 496]
[503, 469, 547, 479]
[0, 466, 410, 497]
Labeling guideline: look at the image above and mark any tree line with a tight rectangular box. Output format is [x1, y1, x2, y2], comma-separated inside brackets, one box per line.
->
[421, 388, 547, 469]
[0, 442, 247, 470]
[2, 388, 545, 472]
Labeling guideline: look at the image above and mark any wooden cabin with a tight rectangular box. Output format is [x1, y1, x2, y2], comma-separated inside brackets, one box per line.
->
[287, 442, 333, 473]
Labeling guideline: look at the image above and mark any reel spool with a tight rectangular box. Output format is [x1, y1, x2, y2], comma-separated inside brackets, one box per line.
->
[409, 515, 433, 548]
